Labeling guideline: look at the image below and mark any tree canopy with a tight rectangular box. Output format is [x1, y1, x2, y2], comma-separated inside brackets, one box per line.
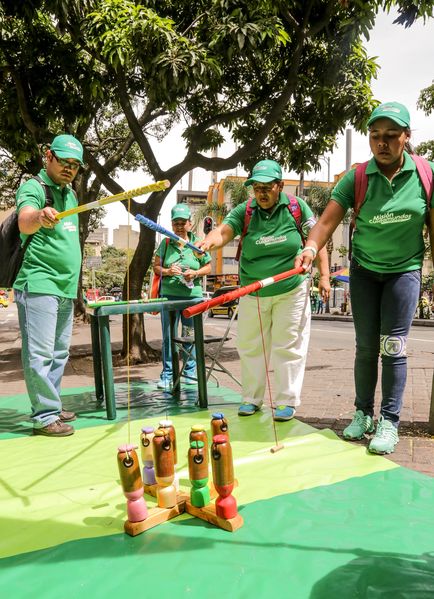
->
[1, 0, 433, 359]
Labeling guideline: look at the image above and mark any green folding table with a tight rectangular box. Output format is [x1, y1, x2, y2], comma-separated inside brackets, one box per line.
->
[87, 298, 206, 418]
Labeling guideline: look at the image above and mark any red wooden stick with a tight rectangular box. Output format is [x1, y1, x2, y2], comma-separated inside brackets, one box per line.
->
[182, 266, 304, 318]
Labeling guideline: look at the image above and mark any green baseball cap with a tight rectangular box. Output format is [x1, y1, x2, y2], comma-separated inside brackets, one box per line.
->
[171, 204, 191, 220]
[367, 102, 411, 129]
[244, 159, 282, 186]
[50, 134, 84, 164]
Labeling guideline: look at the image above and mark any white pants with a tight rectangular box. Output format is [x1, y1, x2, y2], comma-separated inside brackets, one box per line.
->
[237, 279, 311, 408]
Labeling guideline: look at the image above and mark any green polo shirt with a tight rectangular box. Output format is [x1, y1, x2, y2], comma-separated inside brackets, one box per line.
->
[14, 170, 81, 298]
[332, 152, 434, 273]
[158, 232, 211, 298]
[223, 193, 313, 297]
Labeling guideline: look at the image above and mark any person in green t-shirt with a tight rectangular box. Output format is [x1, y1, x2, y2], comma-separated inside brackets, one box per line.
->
[296, 101, 434, 455]
[199, 159, 330, 422]
[14, 134, 84, 438]
[153, 203, 211, 390]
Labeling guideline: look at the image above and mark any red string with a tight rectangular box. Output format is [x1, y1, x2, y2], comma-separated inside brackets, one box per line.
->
[255, 292, 280, 449]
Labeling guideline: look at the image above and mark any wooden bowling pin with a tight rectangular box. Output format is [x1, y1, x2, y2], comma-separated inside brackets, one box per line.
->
[211, 434, 237, 519]
[152, 428, 177, 508]
[189, 424, 209, 455]
[188, 440, 210, 507]
[117, 444, 148, 522]
[159, 419, 179, 490]
[211, 412, 229, 439]
[140, 426, 156, 485]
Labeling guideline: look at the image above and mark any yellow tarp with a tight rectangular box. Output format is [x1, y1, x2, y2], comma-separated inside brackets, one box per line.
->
[0, 406, 396, 558]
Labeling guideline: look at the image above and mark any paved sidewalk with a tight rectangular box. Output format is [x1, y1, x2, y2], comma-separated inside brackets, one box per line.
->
[1, 309, 434, 475]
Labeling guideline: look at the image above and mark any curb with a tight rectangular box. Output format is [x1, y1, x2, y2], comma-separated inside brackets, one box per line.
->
[311, 314, 434, 327]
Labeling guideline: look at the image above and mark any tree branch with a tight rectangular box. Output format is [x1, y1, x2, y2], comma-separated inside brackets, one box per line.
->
[112, 69, 162, 178]
[8, 67, 40, 139]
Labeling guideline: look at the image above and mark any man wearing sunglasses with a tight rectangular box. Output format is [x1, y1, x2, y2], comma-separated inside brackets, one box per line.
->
[14, 134, 84, 437]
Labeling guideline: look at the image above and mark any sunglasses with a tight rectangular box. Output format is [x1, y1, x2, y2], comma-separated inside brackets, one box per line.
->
[51, 151, 80, 170]
[253, 184, 275, 194]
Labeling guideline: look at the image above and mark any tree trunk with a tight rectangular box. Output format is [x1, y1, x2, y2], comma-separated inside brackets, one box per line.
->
[74, 277, 89, 322]
[75, 209, 92, 322]
[120, 212, 162, 364]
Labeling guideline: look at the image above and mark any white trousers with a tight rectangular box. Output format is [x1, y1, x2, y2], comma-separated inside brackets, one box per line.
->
[237, 279, 311, 408]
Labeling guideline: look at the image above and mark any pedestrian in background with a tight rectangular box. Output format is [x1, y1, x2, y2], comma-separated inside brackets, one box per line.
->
[14, 134, 84, 437]
[296, 102, 434, 454]
[200, 159, 330, 421]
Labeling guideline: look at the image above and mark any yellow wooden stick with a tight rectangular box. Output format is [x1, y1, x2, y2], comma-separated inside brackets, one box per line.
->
[55, 179, 170, 220]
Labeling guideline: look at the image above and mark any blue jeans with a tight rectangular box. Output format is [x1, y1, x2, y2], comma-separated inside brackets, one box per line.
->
[349, 260, 421, 426]
[14, 288, 74, 427]
[160, 296, 197, 381]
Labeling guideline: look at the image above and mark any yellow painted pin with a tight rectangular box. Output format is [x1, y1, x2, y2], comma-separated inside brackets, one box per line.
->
[55, 179, 170, 220]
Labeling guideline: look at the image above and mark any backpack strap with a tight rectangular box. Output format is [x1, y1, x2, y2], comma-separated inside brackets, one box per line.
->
[286, 193, 305, 246]
[235, 197, 254, 261]
[21, 176, 55, 253]
[159, 237, 170, 267]
[33, 175, 54, 207]
[353, 161, 370, 221]
[411, 155, 433, 223]
[349, 161, 369, 259]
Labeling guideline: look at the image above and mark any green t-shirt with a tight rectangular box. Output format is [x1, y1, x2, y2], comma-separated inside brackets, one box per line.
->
[158, 232, 211, 298]
[14, 170, 81, 298]
[332, 152, 434, 273]
[223, 193, 314, 297]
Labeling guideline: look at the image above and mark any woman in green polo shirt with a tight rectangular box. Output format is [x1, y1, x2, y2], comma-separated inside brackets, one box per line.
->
[297, 101, 434, 455]
[153, 204, 211, 390]
[199, 159, 330, 422]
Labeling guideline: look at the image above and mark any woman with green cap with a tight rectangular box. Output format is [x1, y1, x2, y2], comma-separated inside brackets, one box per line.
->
[296, 101, 434, 455]
[199, 159, 330, 422]
[153, 203, 211, 390]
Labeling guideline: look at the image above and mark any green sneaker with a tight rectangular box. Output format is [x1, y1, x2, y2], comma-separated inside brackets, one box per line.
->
[343, 410, 374, 440]
[368, 416, 399, 455]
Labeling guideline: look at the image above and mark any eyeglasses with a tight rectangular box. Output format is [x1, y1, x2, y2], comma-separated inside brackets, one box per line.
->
[51, 151, 80, 170]
[253, 184, 275, 194]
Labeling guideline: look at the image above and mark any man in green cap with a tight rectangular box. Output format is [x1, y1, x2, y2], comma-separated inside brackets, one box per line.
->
[153, 203, 212, 390]
[14, 134, 84, 437]
[199, 159, 330, 421]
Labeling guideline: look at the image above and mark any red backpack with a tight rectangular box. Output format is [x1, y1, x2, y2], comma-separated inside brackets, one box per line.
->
[149, 238, 169, 313]
[349, 154, 433, 258]
[235, 194, 304, 261]
[352, 154, 433, 232]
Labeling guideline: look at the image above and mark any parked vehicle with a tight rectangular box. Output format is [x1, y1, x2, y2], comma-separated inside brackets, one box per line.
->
[96, 295, 116, 303]
[109, 287, 123, 301]
[86, 288, 100, 302]
[208, 286, 239, 319]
